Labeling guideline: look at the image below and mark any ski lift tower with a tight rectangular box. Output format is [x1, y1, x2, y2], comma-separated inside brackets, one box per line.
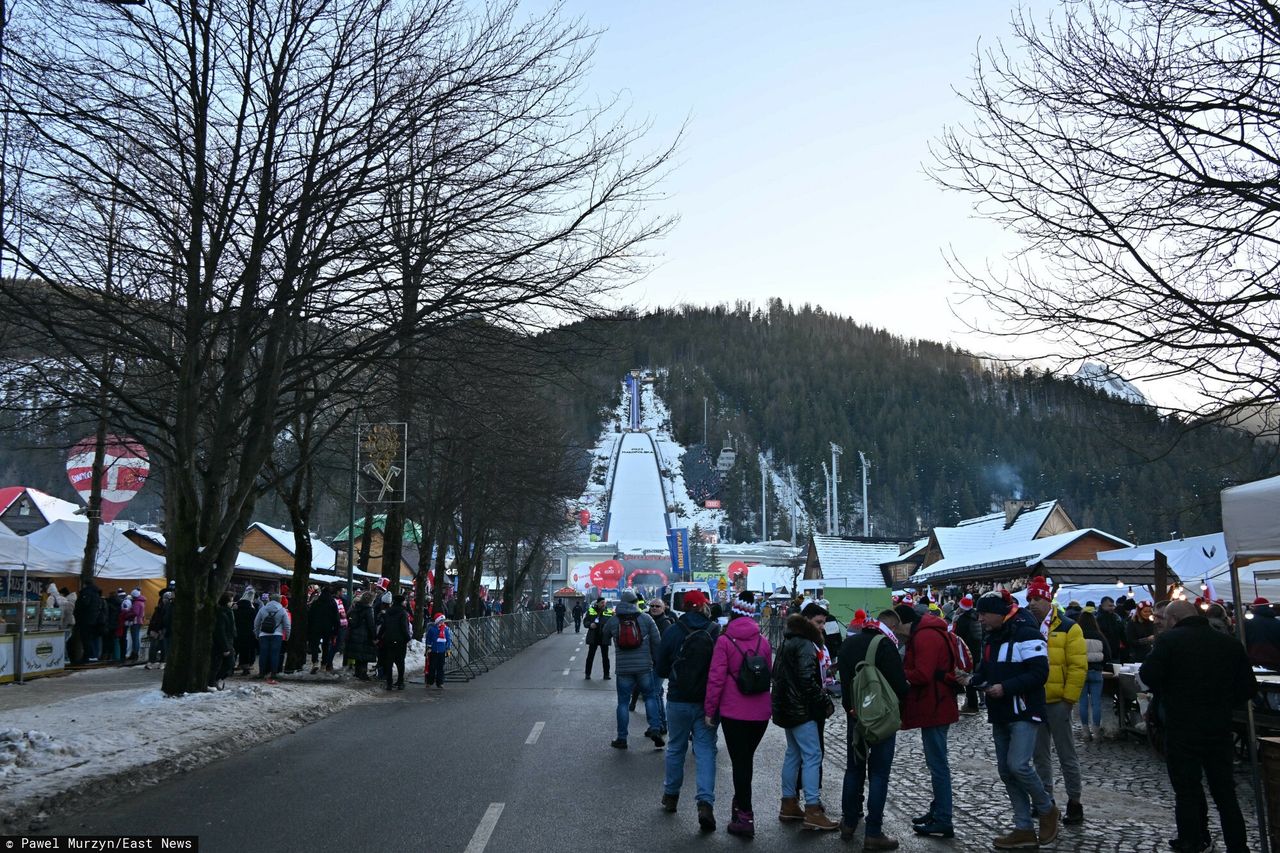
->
[830, 443, 843, 536]
[857, 450, 870, 537]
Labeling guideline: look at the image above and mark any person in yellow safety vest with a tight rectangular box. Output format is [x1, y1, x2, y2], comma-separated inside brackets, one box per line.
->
[637, 597, 648, 612]
[584, 597, 614, 680]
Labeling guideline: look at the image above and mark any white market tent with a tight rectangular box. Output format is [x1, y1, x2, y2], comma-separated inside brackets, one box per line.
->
[26, 520, 165, 579]
[0, 526, 81, 574]
[1222, 474, 1280, 853]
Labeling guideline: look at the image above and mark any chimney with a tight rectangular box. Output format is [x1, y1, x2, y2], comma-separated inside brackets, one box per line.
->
[1004, 499, 1035, 529]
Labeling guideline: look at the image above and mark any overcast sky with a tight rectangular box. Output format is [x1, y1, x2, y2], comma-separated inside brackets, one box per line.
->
[552, 1, 1045, 355]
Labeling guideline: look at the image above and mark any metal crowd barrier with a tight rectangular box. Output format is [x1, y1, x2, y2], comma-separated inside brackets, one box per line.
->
[441, 610, 555, 682]
[763, 616, 786, 651]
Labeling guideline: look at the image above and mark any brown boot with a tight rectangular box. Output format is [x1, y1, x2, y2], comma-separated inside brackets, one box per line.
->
[993, 828, 1040, 849]
[802, 803, 840, 831]
[863, 834, 900, 851]
[1038, 805, 1061, 844]
[778, 797, 804, 822]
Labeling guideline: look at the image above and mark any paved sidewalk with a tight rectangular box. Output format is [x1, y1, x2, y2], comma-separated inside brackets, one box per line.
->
[0, 665, 162, 714]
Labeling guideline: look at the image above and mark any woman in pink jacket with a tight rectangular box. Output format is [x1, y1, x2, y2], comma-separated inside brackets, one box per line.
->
[704, 591, 774, 838]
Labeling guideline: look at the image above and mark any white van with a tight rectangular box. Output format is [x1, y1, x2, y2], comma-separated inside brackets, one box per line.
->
[665, 582, 714, 616]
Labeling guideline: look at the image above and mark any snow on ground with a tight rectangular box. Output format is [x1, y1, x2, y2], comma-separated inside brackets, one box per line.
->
[640, 380, 725, 536]
[606, 432, 670, 549]
[0, 675, 376, 828]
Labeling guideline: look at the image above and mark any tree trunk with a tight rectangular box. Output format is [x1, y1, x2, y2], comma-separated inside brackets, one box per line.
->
[78, 404, 109, 585]
[356, 502, 376, 573]
[284, 513, 313, 672]
[381, 502, 405, 595]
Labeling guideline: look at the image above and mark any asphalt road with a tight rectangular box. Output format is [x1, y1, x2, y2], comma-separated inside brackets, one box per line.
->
[38, 628, 1261, 853]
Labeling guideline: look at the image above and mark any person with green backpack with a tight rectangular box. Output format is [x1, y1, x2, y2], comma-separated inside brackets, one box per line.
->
[837, 610, 909, 850]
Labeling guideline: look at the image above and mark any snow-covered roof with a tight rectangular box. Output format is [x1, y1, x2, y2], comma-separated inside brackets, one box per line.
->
[0, 486, 84, 525]
[249, 522, 337, 571]
[932, 500, 1061, 562]
[911, 528, 1132, 584]
[883, 537, 929, 565]
[129, 528, 165, 547]
[234, 551, 290, 577]
[809, 536, 897, 588]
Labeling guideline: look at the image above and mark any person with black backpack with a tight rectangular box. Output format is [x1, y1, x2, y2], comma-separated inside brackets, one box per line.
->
[704, 591, 773, 838]
[601, 589, 664, 750]
[838, 611, 909, 849]
[655, 589, 720, 831]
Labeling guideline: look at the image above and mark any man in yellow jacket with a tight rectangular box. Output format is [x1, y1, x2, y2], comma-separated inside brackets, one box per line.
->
[1025, 577, 1087, 827]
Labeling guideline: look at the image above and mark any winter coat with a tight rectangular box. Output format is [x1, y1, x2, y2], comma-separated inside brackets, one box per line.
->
[149, 599, 172, 636]
[651, 610, 677, 635]
[571, 603, 584, 621]
[954, 608, 983, 658]
[254, 600, 291, 639]
[771, 614, 828, 729]
[974, 605, 1049, 725]
[377, 603, 411, 645]
[75, 585, 105, 633]
[1246, 608, 1280, 672]
[1140, 615, 1257, 735]
[1080, 622, 1112, 672]
[705, 615, 772, 722]
[116, 601, 130, 637]
[1126, 618, 1155, 662]
[307, 595, 341, 642]
[1043, 609, 1087, 705]
[603, 602, 661, 676]
[212, 605, 236, 656]
[130, 595, 146, 626]
[426, 621, 452, 653]
[839, 627, 909, 715]
[1097, 609, 1127, 662]
[656, 611, 719, 701]
[583, 604, 612, 644]
[902, 613, 961, 730]
[345, 602, 378, 663]
[234, 600, 259, 656]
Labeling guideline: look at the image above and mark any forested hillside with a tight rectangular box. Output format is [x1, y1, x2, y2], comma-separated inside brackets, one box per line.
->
[555, 302, 1280, 544]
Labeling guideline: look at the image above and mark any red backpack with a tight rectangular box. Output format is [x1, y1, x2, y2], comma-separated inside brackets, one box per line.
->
[616, 614, 643, 650]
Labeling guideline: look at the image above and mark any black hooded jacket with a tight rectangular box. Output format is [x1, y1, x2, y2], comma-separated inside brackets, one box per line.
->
[771, 615, 827, 729]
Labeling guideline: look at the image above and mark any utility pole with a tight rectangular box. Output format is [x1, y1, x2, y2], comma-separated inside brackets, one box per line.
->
[703, 397, 708, 447]
[858, 450, 870, 537]
[821, 461, 832, 535]
[830, 443, 843, 536]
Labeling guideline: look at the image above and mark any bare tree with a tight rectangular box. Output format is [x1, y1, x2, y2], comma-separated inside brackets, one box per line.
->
[933, 0, 1280, 423]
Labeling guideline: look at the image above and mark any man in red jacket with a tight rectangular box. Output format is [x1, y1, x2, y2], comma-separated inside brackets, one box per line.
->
[903, 604, 959, 838]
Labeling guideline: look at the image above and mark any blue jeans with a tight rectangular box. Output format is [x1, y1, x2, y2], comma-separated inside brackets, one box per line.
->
[664, 701, 717, 805]
[843, 731, 896, 835]
[920, 725, 953, 824]
[615, 671, 660, 739]
[258, 634, 283, 676]
[128, 624, 141, 658]
[781, 720, 823, 806]
[1079, 670, 1104, 727]
[993, 721, 1054, 831]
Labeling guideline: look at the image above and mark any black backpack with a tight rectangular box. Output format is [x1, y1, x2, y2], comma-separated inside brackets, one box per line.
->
[729, 635, 772, 695]
[260, 608, 278, 634]
[670, 622, 716, 699]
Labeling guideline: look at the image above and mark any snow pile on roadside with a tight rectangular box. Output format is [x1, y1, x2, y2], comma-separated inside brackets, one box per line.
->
[0, 678, 374, 828]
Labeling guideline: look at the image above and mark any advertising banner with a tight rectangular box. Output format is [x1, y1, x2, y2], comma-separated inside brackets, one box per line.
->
[667, 527, 690, 578]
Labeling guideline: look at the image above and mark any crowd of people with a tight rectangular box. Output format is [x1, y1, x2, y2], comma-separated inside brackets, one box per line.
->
[56, 580, 174, 665]
[583, 580, 1259, 852]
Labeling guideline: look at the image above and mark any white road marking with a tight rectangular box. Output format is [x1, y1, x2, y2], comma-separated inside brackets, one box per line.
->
[526, 722, 545, 745]
[569, 655, 577, 662]
[463, 803, 505, 853]
[562, 668, 570, 675]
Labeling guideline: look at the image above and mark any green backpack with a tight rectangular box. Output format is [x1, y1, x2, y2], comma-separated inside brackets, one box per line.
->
[849, 635, 901, 758]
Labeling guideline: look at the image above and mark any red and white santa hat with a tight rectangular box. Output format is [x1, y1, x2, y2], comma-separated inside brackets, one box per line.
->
[434, 613, 446, 623]
[958, 595, 974, 611]
[1254, 597, 1271, 606]
[901, 594, 915, 607]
